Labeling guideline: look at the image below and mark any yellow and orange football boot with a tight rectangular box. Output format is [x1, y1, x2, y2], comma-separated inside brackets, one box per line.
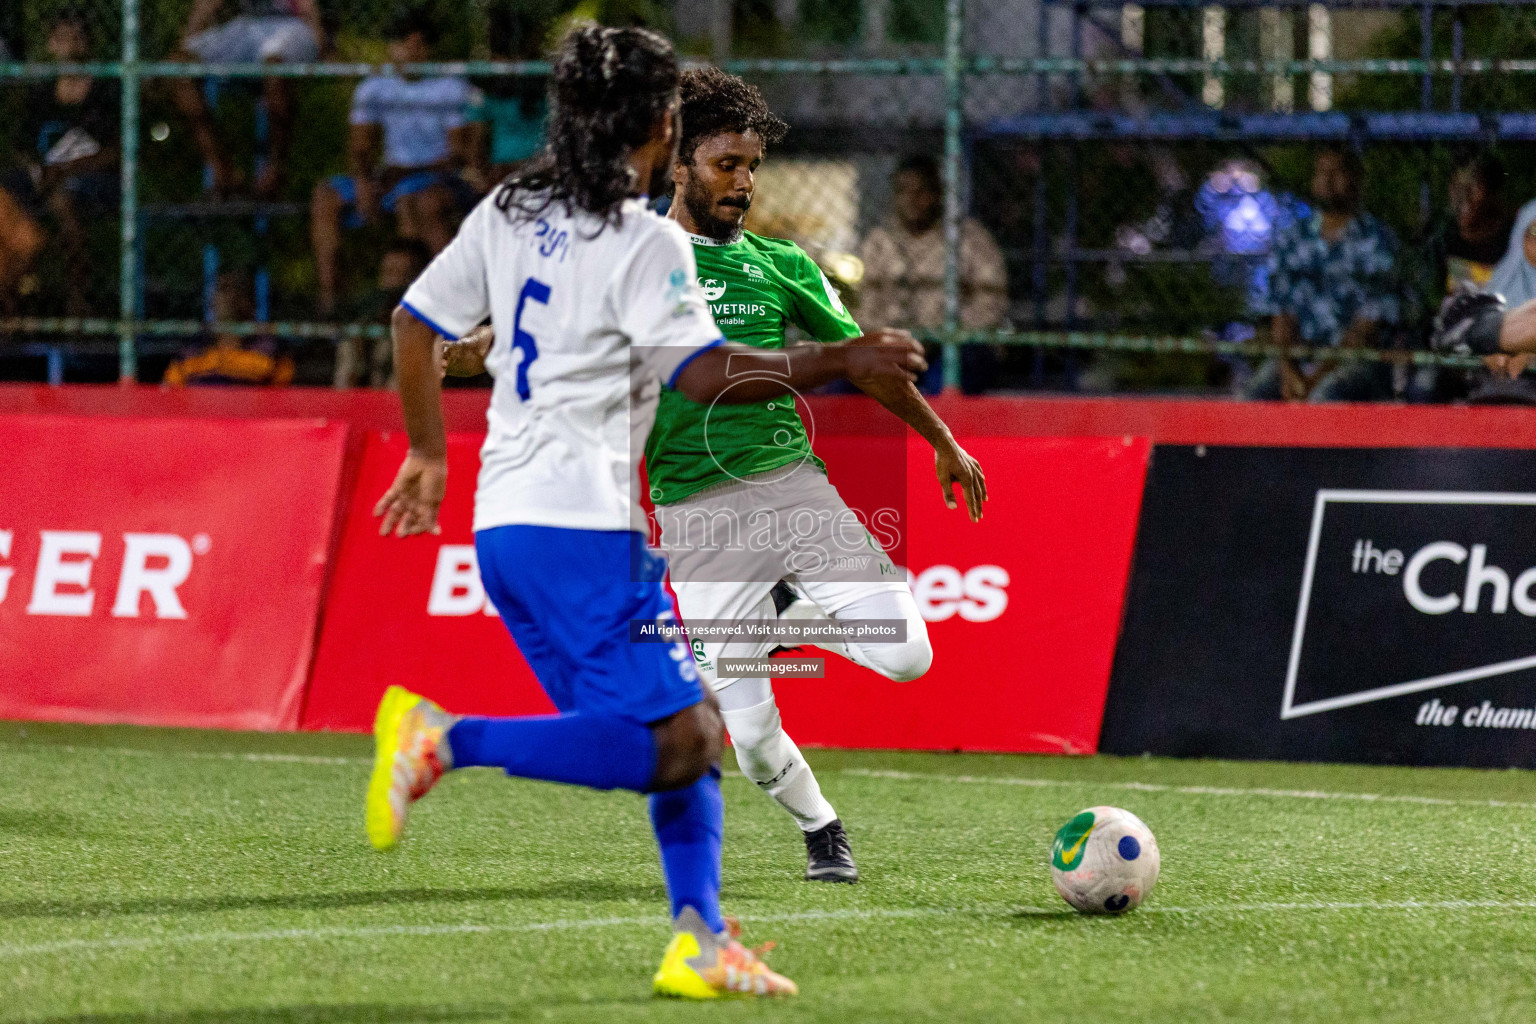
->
[653, 907, 798, 998]
[365, 685, 456, 851]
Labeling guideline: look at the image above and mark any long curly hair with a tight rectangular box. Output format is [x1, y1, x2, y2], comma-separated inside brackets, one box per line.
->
[495, 25, 679, 231]
[677, 66, 788, 166]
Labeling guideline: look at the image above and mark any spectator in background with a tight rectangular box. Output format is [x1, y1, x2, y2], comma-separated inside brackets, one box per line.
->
[467, 6, 550, 184]
[0, 14, 119, 317]
[0, 27, 35, 313]
[1246, 147, 1400, 402]
[333, 238, 430, 389]
[170, 0, 324, 197]
[163, 271, 293, 387]
[309, 9, 481, 317]
[1433, 153, 1513, 298]
[1487, 200, 1536, 308]
[468, 84, 547, 182]
[0, 190, 43, 318]
[1413, 153, 1519, 400]
[858, 155, 1008, 392]
[1464, 199, 1536, 398]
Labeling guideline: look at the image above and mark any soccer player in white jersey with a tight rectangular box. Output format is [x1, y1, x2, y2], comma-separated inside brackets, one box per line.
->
[441, 68, 988, 886]
[363, 26, 926, 1000]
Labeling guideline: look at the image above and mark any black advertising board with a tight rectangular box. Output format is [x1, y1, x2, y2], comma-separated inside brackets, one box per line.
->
[1100, 445, 1536, 767]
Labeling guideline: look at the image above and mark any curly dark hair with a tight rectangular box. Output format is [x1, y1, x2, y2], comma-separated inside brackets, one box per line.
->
[495, 25, 678, 231]
[677, 66, 788, 166]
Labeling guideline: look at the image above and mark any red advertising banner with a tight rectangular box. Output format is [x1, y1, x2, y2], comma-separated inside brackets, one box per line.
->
[795, 433, 1149, 753]
[303, 431, 557, 730]
[305, 428, 1148, 754]
[0, 415, 349, 730]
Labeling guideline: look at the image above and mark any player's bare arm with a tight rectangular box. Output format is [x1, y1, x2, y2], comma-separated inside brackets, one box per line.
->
[673, 329, 924, 403]
[441, 324, 926, 399]
[374, 306, 447, 538]
[848, 351, 987, 521]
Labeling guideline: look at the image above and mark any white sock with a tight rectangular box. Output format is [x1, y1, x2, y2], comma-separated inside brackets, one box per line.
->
[722, 696, 837, 833]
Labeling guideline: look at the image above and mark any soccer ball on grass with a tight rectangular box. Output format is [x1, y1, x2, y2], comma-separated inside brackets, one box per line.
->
[1050, 805, 1159, 914]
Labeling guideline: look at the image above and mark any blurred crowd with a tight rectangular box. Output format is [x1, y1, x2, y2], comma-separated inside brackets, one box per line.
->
[0, 7, 1529, 402]
[1237, 146, 1533, 405]
[856, 143, 1536, 402]
[0, 4, 546, 388]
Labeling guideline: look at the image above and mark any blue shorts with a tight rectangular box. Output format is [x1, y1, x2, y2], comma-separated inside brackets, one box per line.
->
[475, 525, 705, 725]
[328, 172, 478, 230]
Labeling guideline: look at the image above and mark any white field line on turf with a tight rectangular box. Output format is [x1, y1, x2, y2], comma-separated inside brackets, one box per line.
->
[8, 899, 1536, 960]
[0, 905, 980, 958]
[0, 742, 367, 766]
[1142, 900, 1536, 915]
[840, 768, 1536, 811]
[4, 744, 1533, 810]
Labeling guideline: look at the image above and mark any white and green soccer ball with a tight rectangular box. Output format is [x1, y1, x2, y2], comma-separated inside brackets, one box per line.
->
[1050, 806, 1160, 915]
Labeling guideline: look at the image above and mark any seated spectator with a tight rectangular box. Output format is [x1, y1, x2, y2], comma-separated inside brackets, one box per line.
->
[1460, 198, 1536, 399]
[170, 0, 323, 197]
[468, 7, 550, 184]
[1246, 147, 1400, 403]
[309, 9, 480, 317]
[0, 14, 119, 317]
[1434, 153, 1513, 298]
[333, 238, 430, 389]
[163, 271, 293, 387]
[0, 17, 37, 311]
[858, 155, 1008, 392]
[0, 188, 43, 317]
[1488, 200, 1536, 308]
[1413, 153, 1518, 401]
[468, 78, 547, 187]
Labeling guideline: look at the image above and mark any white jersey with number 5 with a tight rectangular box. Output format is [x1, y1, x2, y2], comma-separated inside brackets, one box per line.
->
[401, 193, 724, 534]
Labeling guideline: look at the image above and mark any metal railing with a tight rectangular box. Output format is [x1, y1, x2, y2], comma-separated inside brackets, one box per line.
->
[2, 0, 1534, 389]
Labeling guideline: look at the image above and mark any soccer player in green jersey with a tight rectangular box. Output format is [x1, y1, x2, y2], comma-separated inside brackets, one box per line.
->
[651, 68, 987, 882]
[440, 67, 984, 884]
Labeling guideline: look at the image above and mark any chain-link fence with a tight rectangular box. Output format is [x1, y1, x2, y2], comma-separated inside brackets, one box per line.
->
[0, 0, 1532, 392]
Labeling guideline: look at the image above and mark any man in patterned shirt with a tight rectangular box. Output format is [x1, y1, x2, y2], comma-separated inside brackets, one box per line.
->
[1246, 147, 1401, 402]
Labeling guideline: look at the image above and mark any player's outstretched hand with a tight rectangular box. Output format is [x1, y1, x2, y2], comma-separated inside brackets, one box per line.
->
[936, 440, 987, 522]
[374, 451, 448, 538]
[845, 329, 927, 387]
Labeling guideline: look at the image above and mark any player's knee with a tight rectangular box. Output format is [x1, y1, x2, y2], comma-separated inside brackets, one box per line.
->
[863, 638, 933, 683]
[720, 696, 782, 753]
[649, 701, 723, 791]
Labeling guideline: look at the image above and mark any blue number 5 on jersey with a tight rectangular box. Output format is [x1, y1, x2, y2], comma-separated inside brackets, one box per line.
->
[512, 278, 551, 400]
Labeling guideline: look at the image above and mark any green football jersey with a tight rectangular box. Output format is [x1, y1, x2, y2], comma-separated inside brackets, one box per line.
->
[645, 229, 861, 505]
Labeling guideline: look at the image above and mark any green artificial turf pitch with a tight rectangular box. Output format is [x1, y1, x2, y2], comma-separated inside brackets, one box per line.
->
[4, 721, 1536, 1023]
